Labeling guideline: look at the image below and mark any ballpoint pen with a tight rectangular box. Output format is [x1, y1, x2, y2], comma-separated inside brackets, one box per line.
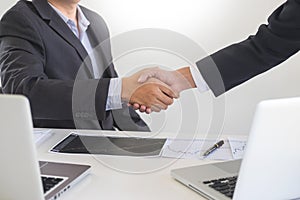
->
[202, 140, 224, 157]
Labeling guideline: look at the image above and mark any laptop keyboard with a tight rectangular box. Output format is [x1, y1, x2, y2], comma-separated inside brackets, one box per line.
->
[41, 176, 64, 194]
[203, 176, 238, 199]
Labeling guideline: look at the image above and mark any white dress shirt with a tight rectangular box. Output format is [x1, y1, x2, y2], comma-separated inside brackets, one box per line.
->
[49, 3, 122, 111]
[189, 66, 209, 92]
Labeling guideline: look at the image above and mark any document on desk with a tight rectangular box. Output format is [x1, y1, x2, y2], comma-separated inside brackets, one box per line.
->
[50, 132, 167, 157]
[161, 137, 248, 160]
[227, 136, 247, 160]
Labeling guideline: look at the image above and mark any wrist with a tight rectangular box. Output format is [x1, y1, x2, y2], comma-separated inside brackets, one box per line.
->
[121, 77, 130, 102]
[176, 67, 196, 89]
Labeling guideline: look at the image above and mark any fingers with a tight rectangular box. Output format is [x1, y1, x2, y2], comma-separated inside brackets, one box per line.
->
[157, 90, 174, 106]
[138, 67, 161, 83]
[132, 103, 140, 110]
[138, 74, 151, 83]
[139, 105, 147, 112]
[130, 99, 167, 113]
[159, 84, 179, 99]
[150, 106, 161, 112]
[151, 89, 174, 111]
[134, 99, 166, 113]
[127, 103, 140, 110]
[128, 66, 183, 114]
[137, 105, 152, 114]
[127, 102, 152, 114]
[145, 107, 152, 114]
[137, 68, 157, 83]
[152, 99, 170, 111]
[128, 82, 176, 113]
[148, 77, 179, 99]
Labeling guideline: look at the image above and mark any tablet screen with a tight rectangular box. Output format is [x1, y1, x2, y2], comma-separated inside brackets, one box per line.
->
[51, 133, 166, 157]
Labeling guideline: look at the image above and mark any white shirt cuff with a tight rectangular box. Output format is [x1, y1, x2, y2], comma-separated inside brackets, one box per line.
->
[106, 78, 123, 111]
[189, 66, 209, 93]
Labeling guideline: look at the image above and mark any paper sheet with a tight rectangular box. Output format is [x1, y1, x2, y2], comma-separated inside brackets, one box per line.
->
[161, 139, 233, 160]
[161, 137, 248, 160]
[228, 137, 247, 159]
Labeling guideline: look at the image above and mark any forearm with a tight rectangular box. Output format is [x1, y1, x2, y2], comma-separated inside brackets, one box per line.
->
[0, 50, 110, 121]
[176, 67, 196, 89]
[197, 0, 300, 96]
[2, 73, 111, 122]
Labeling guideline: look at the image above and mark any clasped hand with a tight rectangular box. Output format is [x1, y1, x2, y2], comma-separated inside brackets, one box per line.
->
[122, 67, 195, 114]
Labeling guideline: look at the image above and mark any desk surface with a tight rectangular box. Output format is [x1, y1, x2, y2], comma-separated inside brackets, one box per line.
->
[37, 129, 218, 200]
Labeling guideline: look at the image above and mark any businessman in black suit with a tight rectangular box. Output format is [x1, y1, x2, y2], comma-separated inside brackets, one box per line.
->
[136, 0, 300, 113]
[0, 0, 176, 130]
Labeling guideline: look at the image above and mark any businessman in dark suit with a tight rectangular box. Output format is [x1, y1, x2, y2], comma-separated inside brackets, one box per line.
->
[136, 0, 300, 113]
[0, 0, 176, 130]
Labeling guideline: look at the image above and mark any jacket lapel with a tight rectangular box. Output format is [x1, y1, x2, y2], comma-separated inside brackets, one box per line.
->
[87, 25, 118, 78]
[84, 16, 118, 78]
[32, 0, 94, 77]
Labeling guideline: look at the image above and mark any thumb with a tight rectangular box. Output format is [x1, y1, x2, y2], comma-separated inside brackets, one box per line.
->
[138, 67, 162, 83]
[138, 72, 155, 83]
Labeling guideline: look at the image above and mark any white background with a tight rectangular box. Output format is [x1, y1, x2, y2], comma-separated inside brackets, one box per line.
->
[1, 0, 299, 136]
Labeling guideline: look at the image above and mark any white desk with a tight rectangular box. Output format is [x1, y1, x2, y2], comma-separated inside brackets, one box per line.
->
[37, 129, 217, 200]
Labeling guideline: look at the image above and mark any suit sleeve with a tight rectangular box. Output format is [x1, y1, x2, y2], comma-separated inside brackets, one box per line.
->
[0, 10, 110, 123]
[196, 0, 300, 96]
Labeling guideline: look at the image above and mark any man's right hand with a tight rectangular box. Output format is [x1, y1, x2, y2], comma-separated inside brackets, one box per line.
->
[129, 67, 196, 113]
[121, 70, 178, 112]
[138, 67, 196, 94]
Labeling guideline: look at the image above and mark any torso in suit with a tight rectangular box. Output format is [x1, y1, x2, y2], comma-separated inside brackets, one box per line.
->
[0, 0, 150, 131]
[196, 0, 300, 96]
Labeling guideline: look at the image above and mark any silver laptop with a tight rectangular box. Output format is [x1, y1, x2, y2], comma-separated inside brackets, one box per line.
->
[171, 97, 300, 200]
[0, 94, 91, 200]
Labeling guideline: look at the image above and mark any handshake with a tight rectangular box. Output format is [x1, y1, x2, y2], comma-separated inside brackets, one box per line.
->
[121, 67, 196, 114]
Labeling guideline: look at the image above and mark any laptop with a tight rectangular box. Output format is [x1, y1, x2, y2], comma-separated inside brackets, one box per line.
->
[171, 97, 300, 200]
[0, 94, 91, 200]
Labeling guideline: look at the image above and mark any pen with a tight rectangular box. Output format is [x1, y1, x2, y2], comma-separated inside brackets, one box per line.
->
[202, 140, 224, 157]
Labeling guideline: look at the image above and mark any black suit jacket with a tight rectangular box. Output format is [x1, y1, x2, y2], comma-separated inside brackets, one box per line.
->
[197, 0, 300, 96]
[0, 0, 149, 131]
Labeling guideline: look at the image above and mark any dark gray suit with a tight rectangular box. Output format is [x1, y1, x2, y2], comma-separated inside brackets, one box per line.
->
[197, 0, 300, 96]
[0, 0, 149, 131]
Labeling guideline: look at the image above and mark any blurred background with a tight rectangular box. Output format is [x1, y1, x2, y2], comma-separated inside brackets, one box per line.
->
[1, 0, 299, 137]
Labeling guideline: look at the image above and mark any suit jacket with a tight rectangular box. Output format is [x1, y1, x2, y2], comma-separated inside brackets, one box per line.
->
[0, 0, 150, 131]
[197, 0, 300, 96]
